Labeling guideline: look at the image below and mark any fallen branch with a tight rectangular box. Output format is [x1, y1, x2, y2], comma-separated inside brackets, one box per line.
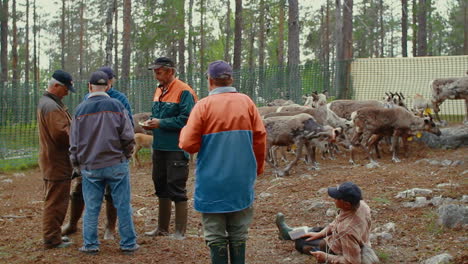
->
[1, 215, 33, 219]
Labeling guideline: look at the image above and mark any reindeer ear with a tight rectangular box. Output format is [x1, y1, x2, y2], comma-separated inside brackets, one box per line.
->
[313, 91, 318, 95]
[385, 92, 390, 96]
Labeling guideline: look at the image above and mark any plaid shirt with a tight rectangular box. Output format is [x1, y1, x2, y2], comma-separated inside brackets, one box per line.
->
[320, 201, 372, 264]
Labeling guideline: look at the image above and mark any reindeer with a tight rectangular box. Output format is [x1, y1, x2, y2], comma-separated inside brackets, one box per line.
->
[350, 107, 441, 168]
[132, 133, 153, 167]
[430, 76, 468, 125]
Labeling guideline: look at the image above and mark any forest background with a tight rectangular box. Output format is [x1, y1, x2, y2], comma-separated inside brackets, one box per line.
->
[0, 0, 466, 88]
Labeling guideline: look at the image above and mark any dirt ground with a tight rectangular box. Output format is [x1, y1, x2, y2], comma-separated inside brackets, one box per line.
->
[0, 142, 466, 264]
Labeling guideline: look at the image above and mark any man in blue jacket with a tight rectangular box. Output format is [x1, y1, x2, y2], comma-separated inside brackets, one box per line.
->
[70, 71, 138, 254]
[63, 66, 133, 240]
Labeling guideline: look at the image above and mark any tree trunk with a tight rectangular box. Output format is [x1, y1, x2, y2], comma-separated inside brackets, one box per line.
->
[412, 0, 417, 56]
[324, 0, 330, 91]
[0, 0, 8, 83]
[105, 0, 116, 66]
[288, 0, 300, 101]
[187, 0, 194, 87]
[233, 0, 242, 71]
[224, 0, 231, 63]
[114, 0, 118, 78]
[200, 0, 205, 75]
[401, 0, 408, 57]
[334, 0, 343, 97]
[463, 0, 468, 54]
[379, 0, 384, 57]
[121, 0, 131, 81]
[79, 0, 84, 80]
[61, 0, 65, 69]
[12, 0, 18, 88]
[417, 0, 427, 56]
[258, 0, 265, 69]
[25, 0, 30, 84]
[33, 0, 38, 84]
[278, 0, 285, 67]
[177, 0, 185, 77]
[341, 0, 353, 98]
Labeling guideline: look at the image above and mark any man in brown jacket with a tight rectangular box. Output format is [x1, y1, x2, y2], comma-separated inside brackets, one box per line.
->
[37, 70, 76, 249]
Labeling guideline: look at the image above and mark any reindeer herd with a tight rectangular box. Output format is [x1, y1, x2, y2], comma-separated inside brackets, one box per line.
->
[130, 73, 468, 176]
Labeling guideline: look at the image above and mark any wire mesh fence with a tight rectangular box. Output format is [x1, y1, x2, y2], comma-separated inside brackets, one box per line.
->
[0, 55, 467, 170]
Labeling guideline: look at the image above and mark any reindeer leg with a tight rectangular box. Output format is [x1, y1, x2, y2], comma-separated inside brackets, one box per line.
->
[368, 134, 382, 159]
[281, 139, 304, 176]
[132, 145, 142, 167]
[305, 142, 319, 170]
[391, 132, 401, 163]
[362, 132, 379, 168]
[464, 99, 468, 125]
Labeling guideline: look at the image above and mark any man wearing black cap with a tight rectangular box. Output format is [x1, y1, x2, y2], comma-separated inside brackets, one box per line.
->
[62, 66, 133, 240]
[37, 69, 75, 249]
[275, 182, 374, 264]
[142, 57, 198, 239]
[70, 71, 138, 254]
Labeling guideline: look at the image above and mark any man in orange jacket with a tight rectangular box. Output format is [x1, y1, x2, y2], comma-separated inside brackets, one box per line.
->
[179, 60, 267, 263]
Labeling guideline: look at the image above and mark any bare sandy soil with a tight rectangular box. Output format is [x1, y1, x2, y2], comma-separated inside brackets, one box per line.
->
[0, 143, 467, 264]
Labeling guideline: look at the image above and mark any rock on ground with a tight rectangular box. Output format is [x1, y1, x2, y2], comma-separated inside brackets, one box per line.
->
[421, 253, 453, 264]
[416, 125, 468, 149]
[437, 204, 468, 229]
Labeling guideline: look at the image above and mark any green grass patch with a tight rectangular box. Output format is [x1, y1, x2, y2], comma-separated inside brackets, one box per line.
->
[0, 122, 39, 171]
[422, 211, 444, 235]
[375, 249, 390, 262]
[372, 196, 391, 205]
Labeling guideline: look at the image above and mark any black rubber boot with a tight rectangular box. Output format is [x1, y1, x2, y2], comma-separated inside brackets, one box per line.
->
[103, 198, 117, 240]
[209, 242, 229, 264]
[145, 198, 172, 236]
[229, 241, 246, 264]
[275, 213, 293, 240]
[61, 194, 84, 236]
[173, 201, 188, 240]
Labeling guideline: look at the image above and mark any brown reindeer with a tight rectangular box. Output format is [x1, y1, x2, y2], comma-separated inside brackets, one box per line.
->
[351, 107, 441, 167]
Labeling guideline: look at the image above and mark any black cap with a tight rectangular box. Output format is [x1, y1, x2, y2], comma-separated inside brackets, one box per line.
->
[328, 182, 362, 205]
[52, 70, 75, 92]
[98, 66, 115, 79]
[89, 71, 109, 86]
[148, 57, 175, 70]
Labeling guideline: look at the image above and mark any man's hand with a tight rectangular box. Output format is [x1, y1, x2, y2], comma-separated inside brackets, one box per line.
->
[301, 232, 322, 241]
[310, 251, 327, 263]
[72, 167, 81, 179]
[142, 118, 160, 130]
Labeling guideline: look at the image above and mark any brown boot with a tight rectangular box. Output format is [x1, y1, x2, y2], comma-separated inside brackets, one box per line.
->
[172, 201, 187, 240]
[103, 199, 117, 240]
[145, 198, 171, 236]
[61, 194, 84, 236]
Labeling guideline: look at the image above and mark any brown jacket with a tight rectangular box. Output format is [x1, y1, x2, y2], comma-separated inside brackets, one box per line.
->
[37, 92, 72, 180]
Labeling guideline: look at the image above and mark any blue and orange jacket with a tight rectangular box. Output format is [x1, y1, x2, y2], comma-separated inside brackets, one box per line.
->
[151, 78, 198, 151]
[179, 87, 267, 213]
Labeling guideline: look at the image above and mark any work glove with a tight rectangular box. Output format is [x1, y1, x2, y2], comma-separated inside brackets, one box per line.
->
[71, 167, 82, 179]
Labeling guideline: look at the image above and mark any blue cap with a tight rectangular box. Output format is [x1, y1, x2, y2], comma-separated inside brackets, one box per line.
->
[328, 182, 362, 205]
[89, 71, 109, 86]
[207, 60, 233, 79]
[98, 66, 115, 79]
[52, 69, 75, 92]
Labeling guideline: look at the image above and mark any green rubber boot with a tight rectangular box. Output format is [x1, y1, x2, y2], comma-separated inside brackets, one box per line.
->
[229, 241, 246, 264]
[209, 242, 229, 264]
[275, 213, 293, 240]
